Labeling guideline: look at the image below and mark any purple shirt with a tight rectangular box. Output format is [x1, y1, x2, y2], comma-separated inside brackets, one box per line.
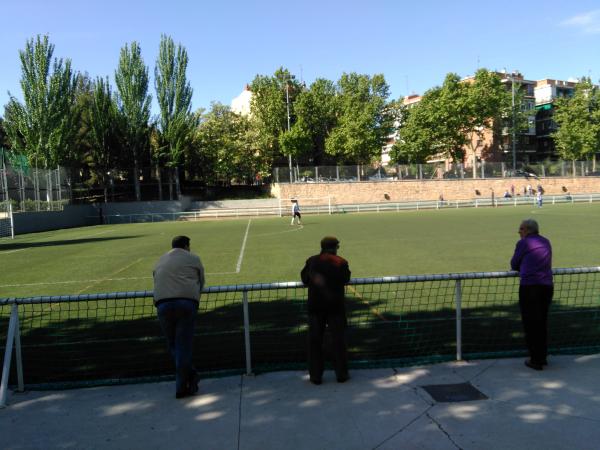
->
[510, 234, 553, 286]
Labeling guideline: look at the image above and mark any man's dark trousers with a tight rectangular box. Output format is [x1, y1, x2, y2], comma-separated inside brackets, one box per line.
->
[308, 312, 348, 382]
[519, 285, 553, 365]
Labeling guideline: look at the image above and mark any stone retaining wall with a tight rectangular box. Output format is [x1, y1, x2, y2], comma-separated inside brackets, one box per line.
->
[272, 177, 600, 203]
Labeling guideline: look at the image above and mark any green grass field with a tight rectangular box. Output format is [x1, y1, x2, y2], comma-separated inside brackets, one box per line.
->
[1, 202, 599, 298]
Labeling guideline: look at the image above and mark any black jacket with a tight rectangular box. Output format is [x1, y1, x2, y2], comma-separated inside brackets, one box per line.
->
[301, 252, 351, 314]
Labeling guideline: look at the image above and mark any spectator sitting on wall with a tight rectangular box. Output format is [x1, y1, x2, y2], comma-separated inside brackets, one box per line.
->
[504, 190, 512, 198]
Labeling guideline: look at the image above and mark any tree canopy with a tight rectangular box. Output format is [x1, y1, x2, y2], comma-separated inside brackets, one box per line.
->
[552, 77, 600, 161]
[115, 41, 151, 201]
[4, 35, 78, 168]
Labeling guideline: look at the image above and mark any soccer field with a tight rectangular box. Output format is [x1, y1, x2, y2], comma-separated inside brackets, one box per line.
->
[2, 202, 600, 385]
[1, 202, 599, 298]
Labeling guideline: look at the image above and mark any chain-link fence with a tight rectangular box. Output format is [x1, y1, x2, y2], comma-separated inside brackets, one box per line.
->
[2, 267, 600, 395]
[0, 163, 69, 212]
[274, 160, 600, 183]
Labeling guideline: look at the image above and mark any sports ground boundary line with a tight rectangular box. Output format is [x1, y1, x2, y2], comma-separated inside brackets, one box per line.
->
[252, 223, 303, 237]
[347, 285, 390, 323]
[2, 221, 254, 289]
[75, 257, 144, 295]
[235, 219, 251, 273]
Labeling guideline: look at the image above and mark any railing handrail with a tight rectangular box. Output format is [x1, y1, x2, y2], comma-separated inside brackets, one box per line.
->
[3, 266, 600, 305]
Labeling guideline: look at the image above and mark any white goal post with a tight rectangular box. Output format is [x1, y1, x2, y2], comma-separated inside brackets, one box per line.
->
[278, 196, 333, 216]
[0, 201, 14, 239]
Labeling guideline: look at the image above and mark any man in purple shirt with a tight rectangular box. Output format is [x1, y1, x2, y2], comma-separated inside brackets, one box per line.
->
[510, 219, 553, 371]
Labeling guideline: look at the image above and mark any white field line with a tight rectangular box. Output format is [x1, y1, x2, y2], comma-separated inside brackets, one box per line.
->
[0, 248, 27, 255]
[2, 223, 257, 290]
[253, 224, 303, 237]
[1, 276, 153, 288]
[347, 285, 390, 323]
[235, 220, 252, 273]
[75, 257, 144, 294]
[0, 228, 116, 255]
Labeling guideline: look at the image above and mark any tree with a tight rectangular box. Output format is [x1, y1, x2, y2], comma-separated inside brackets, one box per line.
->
[461, 69, 511, 164]
[289, 78, 338, 165]
[154, 35, 196, 199]
[0, 118, 10, 151]
[325, 73, 393, 164]
[115, 41, 151, 201]
[391, 70, 511, 165]
[552, 77, 600, 169]
[196, 103, 265, 185]
[88, 76, 123, 202]
[3, 35, 78, 169]
[390, 93, 449, 163]
[249, 67, 302, 168]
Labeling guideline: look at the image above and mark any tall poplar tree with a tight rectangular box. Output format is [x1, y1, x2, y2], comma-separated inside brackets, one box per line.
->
[115, 41, 151, 201]
[154, 34, 195, 199]
[4, 35, 77, 168]
[88, 76, 122, 202]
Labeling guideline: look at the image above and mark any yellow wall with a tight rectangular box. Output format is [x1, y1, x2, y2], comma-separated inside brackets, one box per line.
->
[273, 177, 600, 203]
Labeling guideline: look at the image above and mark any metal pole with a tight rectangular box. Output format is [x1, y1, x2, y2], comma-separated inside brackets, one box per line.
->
[242, 290, 253, 375]
[9, 201, 14, 239]
[286, 82, 292, 183]
[511, 75, 517, 171]
[57, 166, 62, 207]
[14, 306, 24, 392]
[455, 280, 463, 361]
[0, 304, 23, 408]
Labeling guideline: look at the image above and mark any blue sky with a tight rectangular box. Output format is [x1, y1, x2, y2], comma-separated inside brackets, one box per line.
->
[2, 0, 600, 116]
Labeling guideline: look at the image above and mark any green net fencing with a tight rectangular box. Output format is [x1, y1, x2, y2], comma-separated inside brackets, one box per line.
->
[2, 268, 600, 388]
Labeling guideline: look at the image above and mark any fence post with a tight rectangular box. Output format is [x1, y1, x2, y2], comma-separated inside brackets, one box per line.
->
[242, 290, 253, 375]
[336, 166, 340, 182]
[1, 304, 24, 408]
[481, 160, 485, 179]
[455, 280, 463, 361]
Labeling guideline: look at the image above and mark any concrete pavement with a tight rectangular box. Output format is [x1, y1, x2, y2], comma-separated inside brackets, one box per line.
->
[2, 355, 600, 450]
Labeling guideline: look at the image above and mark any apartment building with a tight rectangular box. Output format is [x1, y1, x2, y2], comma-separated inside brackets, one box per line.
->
[534, 79, 577, 159]
[387, 72, 578, 167]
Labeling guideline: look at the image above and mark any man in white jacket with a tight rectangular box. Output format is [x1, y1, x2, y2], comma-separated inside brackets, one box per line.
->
[154, 235, 205, 398]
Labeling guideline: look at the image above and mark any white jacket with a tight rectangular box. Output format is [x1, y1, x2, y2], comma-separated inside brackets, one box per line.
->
[153, 248, 205, 304]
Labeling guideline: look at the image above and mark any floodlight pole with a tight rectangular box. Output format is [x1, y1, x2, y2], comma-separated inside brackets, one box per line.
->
[509, 74, 517, 172]
[286, 81, 293, 183]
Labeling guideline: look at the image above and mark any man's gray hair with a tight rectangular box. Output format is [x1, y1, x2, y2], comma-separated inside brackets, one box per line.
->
[521, 219, 539, 234]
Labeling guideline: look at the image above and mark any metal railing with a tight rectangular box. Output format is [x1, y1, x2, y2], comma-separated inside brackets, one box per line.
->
[274, 160, 600, 183]
[82, 193, 600, 224]
[2, 266, 600, 406]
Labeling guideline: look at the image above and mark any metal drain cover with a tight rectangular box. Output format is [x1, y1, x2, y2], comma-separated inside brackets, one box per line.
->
[420, 382, 488, 403]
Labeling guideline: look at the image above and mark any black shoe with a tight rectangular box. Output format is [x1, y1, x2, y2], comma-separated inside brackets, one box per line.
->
[541, 359, 548, 366]
[525, 359, 543, 371]
[188, 371, 200, 395]
[336, 374, 350, 383]
[175, 390, 189, 399]
[309, 377, 322, 385]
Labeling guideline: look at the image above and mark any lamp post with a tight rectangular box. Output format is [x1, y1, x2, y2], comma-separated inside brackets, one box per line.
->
[507, 73, 517, 172]
[286, 81, 292, 183]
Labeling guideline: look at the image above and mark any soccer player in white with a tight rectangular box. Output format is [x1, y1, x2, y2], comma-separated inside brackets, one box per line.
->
[291, 199, 302, 225]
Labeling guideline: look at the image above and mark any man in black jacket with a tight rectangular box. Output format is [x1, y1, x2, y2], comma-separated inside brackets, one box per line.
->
[301, 236, 351, 385]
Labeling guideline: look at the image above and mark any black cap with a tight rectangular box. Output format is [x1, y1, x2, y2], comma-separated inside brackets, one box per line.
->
[320, 236, 340, 250]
